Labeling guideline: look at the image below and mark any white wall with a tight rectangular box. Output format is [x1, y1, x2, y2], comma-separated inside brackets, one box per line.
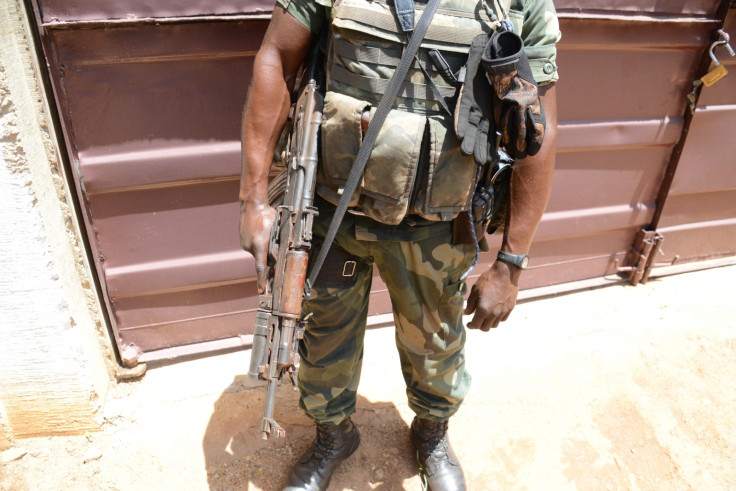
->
[0, 0, 113, 446]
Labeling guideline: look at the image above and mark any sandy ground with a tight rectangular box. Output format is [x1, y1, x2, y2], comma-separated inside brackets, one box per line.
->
[1, 265, 735, 491]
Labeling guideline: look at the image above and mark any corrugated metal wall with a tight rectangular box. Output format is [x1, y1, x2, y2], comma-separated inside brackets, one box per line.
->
[656, 11, 736, 265]
[31, 0, 735, 363]
[504, 5, 711, 287]
[33, 1, 271, 360]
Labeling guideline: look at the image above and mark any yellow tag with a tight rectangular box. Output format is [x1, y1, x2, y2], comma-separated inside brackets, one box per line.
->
[701, 64, 728, 87]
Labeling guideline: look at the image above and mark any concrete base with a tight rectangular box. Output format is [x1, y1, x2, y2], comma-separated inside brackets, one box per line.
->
[0, 0, 112, 441]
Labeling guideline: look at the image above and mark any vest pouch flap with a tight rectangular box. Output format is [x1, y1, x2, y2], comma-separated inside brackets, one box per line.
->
[412, 115, 477, 221]
[318, 92, 363, 188]
[317, 91, 425, 225]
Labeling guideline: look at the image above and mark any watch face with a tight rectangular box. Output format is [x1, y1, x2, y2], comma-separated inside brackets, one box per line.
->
[520, 256, 530, 269]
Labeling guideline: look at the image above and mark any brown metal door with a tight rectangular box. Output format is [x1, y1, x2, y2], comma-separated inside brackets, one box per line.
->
[496, 0, 729, 292]
[654, 10, 736, 269]
[32, 1, 275, 362]
[30, 0, 734, 363]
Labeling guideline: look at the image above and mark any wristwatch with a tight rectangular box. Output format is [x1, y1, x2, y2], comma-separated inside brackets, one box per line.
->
[497, 250, 530, 270]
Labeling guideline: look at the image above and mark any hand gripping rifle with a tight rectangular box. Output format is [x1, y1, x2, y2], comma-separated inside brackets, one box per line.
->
[247, 67, 323, 440]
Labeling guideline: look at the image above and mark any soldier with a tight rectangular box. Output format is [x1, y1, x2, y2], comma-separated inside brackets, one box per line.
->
[240, 0, 561, 489]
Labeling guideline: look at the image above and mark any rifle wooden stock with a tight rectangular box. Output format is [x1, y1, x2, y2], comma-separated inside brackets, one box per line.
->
[247, 79, 323, 440]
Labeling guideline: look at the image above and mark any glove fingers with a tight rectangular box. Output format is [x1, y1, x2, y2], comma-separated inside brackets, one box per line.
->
[461, 108, 485, 156]
[525, 105, 544, 157]
[498, 108, 512, 154]
[456, 108, 470, 138]
[474, 119, 489, 165]
[499, 107, 526, 160]
[514, 108, 528, 158]
[461, 122, 477, 156]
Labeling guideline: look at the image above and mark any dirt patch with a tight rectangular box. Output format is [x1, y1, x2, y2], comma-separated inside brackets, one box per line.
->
[2, 266, 736, 490]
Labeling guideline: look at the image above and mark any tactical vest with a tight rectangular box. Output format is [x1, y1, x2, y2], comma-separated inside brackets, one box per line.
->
[316, 0, 522, 225]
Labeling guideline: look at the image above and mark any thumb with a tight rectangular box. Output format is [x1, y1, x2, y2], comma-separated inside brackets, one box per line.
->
[464, 284, 479, 315]
[255, 254, 269, 294]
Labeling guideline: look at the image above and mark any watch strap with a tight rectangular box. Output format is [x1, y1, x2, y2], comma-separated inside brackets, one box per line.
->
[497, 250, 529, 269]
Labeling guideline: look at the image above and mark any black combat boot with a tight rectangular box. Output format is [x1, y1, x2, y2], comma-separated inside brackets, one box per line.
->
[410, 417, 466, 491]
[283, 418, 360, 491]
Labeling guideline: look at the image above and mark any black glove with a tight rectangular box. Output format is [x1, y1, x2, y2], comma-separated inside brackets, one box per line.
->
[482, 30, 545, 159]
[455, 34, 496, 166]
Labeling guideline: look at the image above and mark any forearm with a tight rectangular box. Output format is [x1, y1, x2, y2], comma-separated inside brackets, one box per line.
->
[239, 58, 292, 205]
[501, 83, 557, 259]
[239, 8, 314, 206]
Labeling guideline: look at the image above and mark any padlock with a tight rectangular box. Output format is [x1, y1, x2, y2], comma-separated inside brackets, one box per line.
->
[701, 64, 728, 87]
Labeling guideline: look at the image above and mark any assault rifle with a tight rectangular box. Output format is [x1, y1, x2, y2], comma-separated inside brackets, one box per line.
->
[247, 76, 323, 439]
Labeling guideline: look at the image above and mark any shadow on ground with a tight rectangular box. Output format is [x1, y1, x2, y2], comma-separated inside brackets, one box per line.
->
[203, 375, 419, 490]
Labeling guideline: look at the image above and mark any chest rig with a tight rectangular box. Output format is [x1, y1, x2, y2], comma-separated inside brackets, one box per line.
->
[315, 0, 518, 224]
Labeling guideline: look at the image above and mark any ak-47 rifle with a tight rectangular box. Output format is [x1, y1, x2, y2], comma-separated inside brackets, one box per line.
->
[247, 72, 323, 439]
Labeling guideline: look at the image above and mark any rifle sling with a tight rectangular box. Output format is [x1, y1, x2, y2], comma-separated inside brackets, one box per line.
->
[305, 0, 443, 297]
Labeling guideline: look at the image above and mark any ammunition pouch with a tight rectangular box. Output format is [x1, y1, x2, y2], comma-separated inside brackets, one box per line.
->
[316, 91, 477, 225]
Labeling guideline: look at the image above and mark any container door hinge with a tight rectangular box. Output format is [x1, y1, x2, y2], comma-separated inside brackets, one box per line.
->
[616, 228, 679, 286]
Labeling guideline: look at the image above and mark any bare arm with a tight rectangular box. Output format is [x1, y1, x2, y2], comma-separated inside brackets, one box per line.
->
[465, 83, 557, 330]
[239, 8, 315, 292]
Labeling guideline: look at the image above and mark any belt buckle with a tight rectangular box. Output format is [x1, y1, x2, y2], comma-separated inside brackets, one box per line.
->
[342, 261, 357, 277]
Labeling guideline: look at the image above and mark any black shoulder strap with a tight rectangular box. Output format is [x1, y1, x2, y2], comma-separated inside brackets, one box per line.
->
[305, 0, 442, 296]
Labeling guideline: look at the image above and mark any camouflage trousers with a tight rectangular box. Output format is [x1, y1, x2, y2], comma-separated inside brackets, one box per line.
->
[298, 208, 475, 424]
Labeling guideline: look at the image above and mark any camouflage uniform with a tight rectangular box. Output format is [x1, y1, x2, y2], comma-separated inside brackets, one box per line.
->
[276, 0, 561, 424]
[300, 198, 476, 423]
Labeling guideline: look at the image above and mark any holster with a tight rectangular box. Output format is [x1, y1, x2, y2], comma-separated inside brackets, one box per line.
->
[308, 237, 370, 289]
[452, 150, 513, 249]
[452, 210, 490, 251]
